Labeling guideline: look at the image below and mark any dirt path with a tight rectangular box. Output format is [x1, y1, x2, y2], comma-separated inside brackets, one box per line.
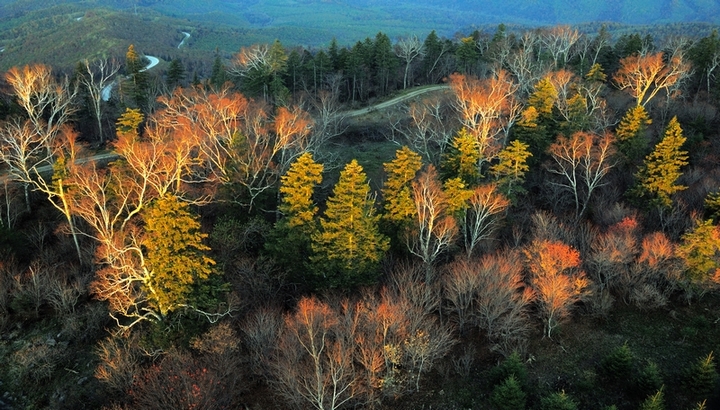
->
[2, 85, 450, 182]
[343, 84, 449, 118]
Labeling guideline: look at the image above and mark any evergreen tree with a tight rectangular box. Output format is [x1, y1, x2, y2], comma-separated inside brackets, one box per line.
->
[124, 44, 149, 109]
[373, 32, 399, 95]
[633, 116, 688, 210]
[382, 146, 423, 229]
[210, 54, 226, 89]
[422, 30, 446, 82]
[540, 391, 578, 410]
[267, 153, 323, 278]
[142, 194, 215, 317]
[116, 107, 144, 136]
[442, 128, 481, 184]
[639, 389, 665, 410]
[682, 352, 719, 398]
[490, 139, 532, 201]
[585, 63, 607, 82]
[616, 105, 652, 162]
[166, 58, 185, 89]
[514, 106, 551, 161]
[456, 36, 479, 74]
[677, 219, 720, 284]
[310, 160, 389, 288]
[490, 375, 526, 410]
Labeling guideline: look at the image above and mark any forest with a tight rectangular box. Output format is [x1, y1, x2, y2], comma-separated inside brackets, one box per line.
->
[0, 22, 720, 410]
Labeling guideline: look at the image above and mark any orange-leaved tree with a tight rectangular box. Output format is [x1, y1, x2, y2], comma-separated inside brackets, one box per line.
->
[524, 239, 591, 337]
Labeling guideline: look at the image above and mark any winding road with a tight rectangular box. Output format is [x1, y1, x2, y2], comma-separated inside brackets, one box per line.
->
[102, 30, 189, 101]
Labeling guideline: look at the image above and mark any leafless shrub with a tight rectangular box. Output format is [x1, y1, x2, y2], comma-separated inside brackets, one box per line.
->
[242, 306, 283, 378]
[94, 334, 142, 394]
[227, 256, 287, 313]
[129, 349, 233, 410]
[386, 261, 441, 317]
[47, 269, 86, 316]
[452, 344, 476, 378]
[11, 261, 51, 317]
[476, 251, 534, 354]
[442, 258, 481, 333]
[531, 211, 568, 243]
[622, 232, 682, 309]
[191, 322, 244, 395]
[10, 337, 65, 383]
[589, 217, 639, 295]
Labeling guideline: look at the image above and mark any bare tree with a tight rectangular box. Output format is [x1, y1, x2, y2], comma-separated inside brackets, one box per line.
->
[539, 25, 581, 68]
[395, 36, 425, 89]
[272, 296, 358, 410]
[80, 59, 121, 143]
[449, 71, 521, 168]
[461, 183, 510, 257]
[507, 32, 550, 97]
[0, 122, 84, 262]
[474, 251, 534, 354]
[614, 51, 691, 108]
[546, 131, 616, 222]
[5, 64, 78, 148]
[406, 165, 458, 281]
[388, 95, 456, 164]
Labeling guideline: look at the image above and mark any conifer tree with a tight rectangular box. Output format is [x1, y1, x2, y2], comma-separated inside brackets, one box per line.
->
[382, 146, 423, 229]
[310, 160, 389, 288]
[142, 194, 215, 316]
[124, 44, 149, 109]
[166, 58, 185, 89]
[490, 139, 532, 201]
[442, 128, 481, 184]
[616, 105, 652, 162]
[267, 153, 323, 277]
[633, 116, 688, 210]
[490, 375, 526, 410]
[677, 219, 720, 284]
[210, 54, 226, 89]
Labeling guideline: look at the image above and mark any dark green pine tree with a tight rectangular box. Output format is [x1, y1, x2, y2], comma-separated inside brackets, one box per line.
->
[124, 44, 149, 109]
[373, 32, 399, 95]
[210, 54, 226, 89]
[490, 375, 526, 410]
[310, 160, 390, 288]
[683, 352, 719, 398]
[166, 58, 185, 89]
[421, 30, 447, 83]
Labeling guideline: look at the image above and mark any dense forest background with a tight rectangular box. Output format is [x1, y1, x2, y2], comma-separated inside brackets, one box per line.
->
[1, 2, 720, 410]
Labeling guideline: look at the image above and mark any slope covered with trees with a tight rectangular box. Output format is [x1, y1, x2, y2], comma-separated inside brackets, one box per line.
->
[1, 20, 720, 410]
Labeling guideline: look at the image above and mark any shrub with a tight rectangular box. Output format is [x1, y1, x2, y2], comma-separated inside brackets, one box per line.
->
[682, 352, 719, 398]
[490, 375, 526, 410]
[489, 351, 528, 389]
[539, 391, 578, 410]
[600, 343, 634, 381]
[635, 360, 663, 397]
[638, 389, 665, 410]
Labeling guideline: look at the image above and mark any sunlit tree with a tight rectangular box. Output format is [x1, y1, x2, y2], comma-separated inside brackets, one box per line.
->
[311, 160, 389, 288]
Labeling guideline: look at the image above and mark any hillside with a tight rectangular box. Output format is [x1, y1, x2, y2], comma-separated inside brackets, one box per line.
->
[2, 0, 720, 71]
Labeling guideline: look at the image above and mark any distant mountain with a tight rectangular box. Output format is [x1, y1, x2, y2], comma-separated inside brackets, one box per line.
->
[0, 0, 719, 71]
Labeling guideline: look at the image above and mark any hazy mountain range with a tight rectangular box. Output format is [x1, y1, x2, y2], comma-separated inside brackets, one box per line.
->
[0, 0, 719, 70]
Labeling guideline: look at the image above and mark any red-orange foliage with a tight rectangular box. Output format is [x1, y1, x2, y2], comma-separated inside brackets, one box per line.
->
[613, 51, 690, 107]
[524, 239, 590, 337]
[449, 72, 520, 166]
